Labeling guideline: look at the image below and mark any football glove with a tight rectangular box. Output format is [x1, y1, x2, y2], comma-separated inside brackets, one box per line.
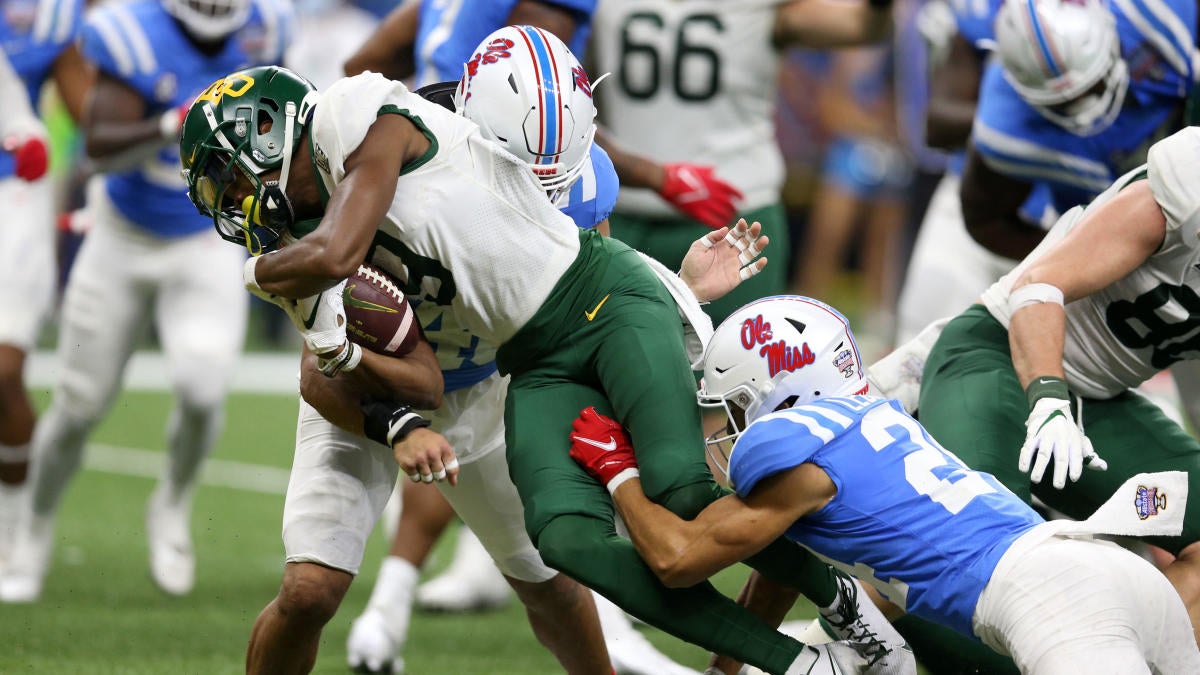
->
[1019, 377, 1106, 489]
[658, 163, 743, 230]
[569, 407, 639, 493]
[4, 135, 47, 182]
[286, 283, 362, 377]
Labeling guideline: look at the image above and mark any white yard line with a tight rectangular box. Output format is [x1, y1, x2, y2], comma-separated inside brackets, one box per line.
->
[28, 351, 302, 394]
[84, 443, 290, 495]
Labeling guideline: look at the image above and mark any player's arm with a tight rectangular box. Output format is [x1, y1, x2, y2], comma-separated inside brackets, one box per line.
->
[959, 144, 1046, 259]
[774, 0, 892, 49]
[299, 340, 443, 434]
[253, 113, 430, 299]
[343, 0, 419, 79]
[50, 43, 94, 125]
[1008, 180, 1165, 388]
[925, 34, 981, 149]
[612, 467, 829, 588]
[81, 71, 172, 170]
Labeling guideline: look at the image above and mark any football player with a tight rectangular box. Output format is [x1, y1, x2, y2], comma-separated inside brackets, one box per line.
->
[180, 63, 911, 675]
[0, 0, 294, 603]
[569, 295, 1200, 674]
[0, 0, 91, 567]
[919, 124, 1200, 643]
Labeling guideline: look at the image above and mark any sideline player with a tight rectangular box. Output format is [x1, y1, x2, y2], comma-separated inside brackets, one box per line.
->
[570, 295, 1200, 674]
[0, 0, 293, 602]
[181, 64, 911, 675]
[0, 0, 91, 565]
[920, 125, 1200, 641]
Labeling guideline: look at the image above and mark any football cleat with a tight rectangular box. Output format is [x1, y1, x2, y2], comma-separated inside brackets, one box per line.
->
[0, 511, 54, 603]
[593, 591, 701, 675]
[819, 573, 915, 675]
[347, 608, 405, 674]
[146, 485, 195, 596]
[415, 528, 511, 612]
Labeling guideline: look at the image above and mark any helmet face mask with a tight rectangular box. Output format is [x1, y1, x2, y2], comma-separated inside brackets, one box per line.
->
[180, 67, 318, 255]
[162, 0, 251, 41]
[455, 25, 598, 203]
[697, 296, 871, 483]
[995, 0, 1128, 136]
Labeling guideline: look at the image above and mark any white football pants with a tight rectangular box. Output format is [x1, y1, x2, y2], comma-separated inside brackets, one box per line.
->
[0, 175, 54, 350]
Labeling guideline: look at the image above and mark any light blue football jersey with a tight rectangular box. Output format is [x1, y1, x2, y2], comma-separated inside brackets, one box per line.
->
[80, 0, 292, 237]
[413, 0, 595, 88]
[0, 0, 83, 179]
[972, 0, 1197, 213]
[730, 396, 1043, 638]
[950, 0, 1003, 52]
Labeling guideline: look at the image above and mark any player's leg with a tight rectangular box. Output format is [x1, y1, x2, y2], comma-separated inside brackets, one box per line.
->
[0, 176, 54, 560]
[1, 191, 152, 602]
[504, 376, 807, 675]
[1038, 390, 1200, 641]
[150, 231, 247, 595]
[248, 399, 398, 673]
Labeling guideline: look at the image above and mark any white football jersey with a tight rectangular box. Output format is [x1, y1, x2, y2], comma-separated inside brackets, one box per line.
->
[982, 127, 1200, 399]
[309, 73, 582, 354]
[590, 0, 788, 216]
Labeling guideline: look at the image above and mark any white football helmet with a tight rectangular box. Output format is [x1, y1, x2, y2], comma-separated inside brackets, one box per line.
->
[698, 296, 870, 481]
[163, 0, 251, 41]
[994, 0, 1128, 136]
[454, 25, 597, 204]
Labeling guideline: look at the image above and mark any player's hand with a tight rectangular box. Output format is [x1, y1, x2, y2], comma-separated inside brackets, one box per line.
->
[4, 135, 48, 182]
[657, 162, 743, 230]
[569, 407, 639, 493]
[394, 427, 459, 486]
[679, 218, 769, 302]
[160, 100, 193, 140]
[1020, 394, 1106, 489]
[790, 642, 869, 674]
[283, 282, 362, 377]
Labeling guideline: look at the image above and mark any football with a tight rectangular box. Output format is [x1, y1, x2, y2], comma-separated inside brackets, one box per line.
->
[344, 263, 422, 356]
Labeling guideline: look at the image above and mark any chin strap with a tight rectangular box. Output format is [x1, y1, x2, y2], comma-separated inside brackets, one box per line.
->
[278, 101, 297, 194]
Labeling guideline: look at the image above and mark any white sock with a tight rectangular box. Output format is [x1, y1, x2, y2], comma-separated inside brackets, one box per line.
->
[366, 556, 419, 637]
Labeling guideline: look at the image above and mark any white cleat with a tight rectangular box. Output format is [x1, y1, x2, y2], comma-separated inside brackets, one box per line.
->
[347, 607, 405, 674]
[820, 574, 915, 675]
[145, 486, 195, 596]
[0, 481, 28, 570]
[415, 528, 511, 612]
[594, 591, 701, 675]
[0, 512, 54, 603]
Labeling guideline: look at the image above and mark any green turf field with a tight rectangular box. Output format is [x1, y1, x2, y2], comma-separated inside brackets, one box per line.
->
[4, 375, 833, 674]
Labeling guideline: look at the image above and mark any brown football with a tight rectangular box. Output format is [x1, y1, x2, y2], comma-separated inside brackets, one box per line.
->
[344, 263, 421, 356]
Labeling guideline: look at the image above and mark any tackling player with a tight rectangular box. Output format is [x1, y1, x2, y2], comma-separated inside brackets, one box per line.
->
[1, 0, 293, 603]
[569, 295, 1200, 674]
[179, 62, 910, 675]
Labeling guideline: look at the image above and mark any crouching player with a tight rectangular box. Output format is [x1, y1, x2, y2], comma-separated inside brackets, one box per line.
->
[570, 295, 1200, 674]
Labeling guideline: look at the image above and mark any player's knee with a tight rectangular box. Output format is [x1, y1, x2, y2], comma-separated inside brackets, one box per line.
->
[654, 481, 723, 520]
[172, 372, 228, 413]
[275, 565, 349, 628]
[493, 548, 557, 584]
[534, 515, 608, 579]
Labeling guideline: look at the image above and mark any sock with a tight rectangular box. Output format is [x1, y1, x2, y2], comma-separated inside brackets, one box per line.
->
[893, 614, 1019, 674]
[0, 442, 29, 485]
[366, 556, 419, 640]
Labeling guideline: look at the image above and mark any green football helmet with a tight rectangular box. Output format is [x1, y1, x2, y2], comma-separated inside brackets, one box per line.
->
[180, 65, 318, 255]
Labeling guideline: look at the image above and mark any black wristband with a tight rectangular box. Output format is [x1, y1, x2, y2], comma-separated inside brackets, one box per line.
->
[361, 401, 431, 446]
[868, 0, 892, 8]
[1024, 376, 1070, 408]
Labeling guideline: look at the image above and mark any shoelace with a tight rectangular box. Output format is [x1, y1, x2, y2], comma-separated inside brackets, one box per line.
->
[821, 573, 888, 666]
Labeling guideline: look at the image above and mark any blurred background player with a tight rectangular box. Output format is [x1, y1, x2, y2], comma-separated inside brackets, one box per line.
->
[0, 0, 293, 603]
[0, 0, 90, 567]
[792, 45, 912, 358]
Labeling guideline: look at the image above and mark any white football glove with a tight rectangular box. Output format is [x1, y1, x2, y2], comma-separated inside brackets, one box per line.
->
[285, 283, 362, 377]
[1020, 393, 1106, 489]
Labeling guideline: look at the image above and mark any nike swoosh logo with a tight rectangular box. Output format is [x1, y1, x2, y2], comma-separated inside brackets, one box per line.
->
[714, 366, 731, 374]
[302, 293, 321, 329]
[343, 283, 400, 314]
[1035, 377, 1058, 386]
[584, 294, 611, 321]
[575, 435, 618, 452]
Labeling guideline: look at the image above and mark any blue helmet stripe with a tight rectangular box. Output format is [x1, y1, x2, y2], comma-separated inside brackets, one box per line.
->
[1026, 0, 1062, 77]
[521, 25, 559, 164]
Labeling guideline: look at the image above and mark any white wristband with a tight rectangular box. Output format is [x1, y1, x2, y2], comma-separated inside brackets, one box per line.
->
[159, 109, 181, 141]
[243, 256, 262, 292]
[606, 467, 640, 495]
[1009, 282, 1064, 312]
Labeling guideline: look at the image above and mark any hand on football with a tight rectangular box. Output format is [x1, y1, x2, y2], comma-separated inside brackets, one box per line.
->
[569, 407, 639, 492]
[394, 427, 459, 486]
[657, 162, 743, 230]
[679, 218, 769, 303]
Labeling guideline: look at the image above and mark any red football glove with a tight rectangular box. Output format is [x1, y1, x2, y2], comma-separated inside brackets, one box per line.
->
[4, 135, 48, 182]
[657, 162, 743, 230]
[569, 406, 639, 493]
[160, 101, 192, 140]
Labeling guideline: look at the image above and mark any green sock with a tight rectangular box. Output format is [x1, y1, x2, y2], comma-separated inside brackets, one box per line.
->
[893, 614, 1019, 675]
